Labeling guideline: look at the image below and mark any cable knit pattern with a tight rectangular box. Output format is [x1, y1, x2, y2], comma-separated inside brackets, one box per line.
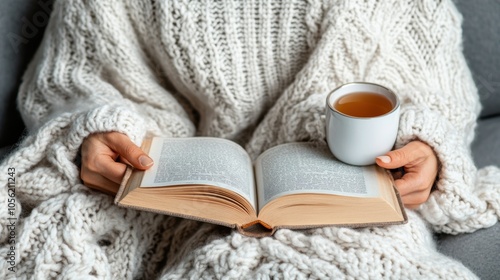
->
[1, 0, 499, 279]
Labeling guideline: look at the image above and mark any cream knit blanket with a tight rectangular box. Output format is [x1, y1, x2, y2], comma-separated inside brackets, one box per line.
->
[1, 0, 499, 279]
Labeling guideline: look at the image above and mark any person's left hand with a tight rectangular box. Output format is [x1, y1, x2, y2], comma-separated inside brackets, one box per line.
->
[375, 141, 439, 209]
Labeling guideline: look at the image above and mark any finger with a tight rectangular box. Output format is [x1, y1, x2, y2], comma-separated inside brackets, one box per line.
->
[390, 168, 404, 180]
[401, 189, 433, 208]
[116, 156, 132, 166]
[103, 133, 154, 170]
[82, 150, 127, 184]
[393, 172, 426, 196]
[81, 171, 120, 195]
[85, 182, 120, 196]
[376, 141, 428, 169]
[405, 204, 421, 210]
[94, 154, 129, 184]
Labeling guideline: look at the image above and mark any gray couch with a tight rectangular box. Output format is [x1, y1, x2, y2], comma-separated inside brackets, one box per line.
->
[1, 0, 499, 279]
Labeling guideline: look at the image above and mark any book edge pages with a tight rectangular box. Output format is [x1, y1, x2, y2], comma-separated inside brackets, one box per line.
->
[116, 200, 237, 229]
[270, 178, 408, 231]
[115, 166, 133, 205]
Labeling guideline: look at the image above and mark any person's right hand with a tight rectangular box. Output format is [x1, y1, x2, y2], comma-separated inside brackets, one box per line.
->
[80, 132, 154, 195]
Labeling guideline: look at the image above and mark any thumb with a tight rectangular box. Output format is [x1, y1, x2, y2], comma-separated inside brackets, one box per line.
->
[105, 132, 154, 170]
[375, 145, 416, 169]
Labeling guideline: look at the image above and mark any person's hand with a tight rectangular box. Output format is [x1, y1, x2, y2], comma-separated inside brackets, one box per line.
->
[80, 132, 154, 195]
[375, 141, 438, 209]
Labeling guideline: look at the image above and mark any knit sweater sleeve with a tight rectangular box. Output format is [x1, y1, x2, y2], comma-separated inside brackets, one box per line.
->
[18, 0, 195, 140]
[1, 1, 195, 213]
[247, 0, 500, 233]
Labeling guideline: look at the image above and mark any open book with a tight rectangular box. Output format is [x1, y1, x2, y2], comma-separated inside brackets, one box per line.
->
[116, 137, 407, 237]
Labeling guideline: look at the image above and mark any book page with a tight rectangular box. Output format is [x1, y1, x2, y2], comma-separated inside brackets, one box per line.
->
[255, 143, 380, 211]
[141, 137, 256, 209]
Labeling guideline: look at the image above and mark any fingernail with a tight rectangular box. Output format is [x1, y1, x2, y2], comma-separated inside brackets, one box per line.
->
[377, 156, 391, 163]
[139, 155, 154, 167]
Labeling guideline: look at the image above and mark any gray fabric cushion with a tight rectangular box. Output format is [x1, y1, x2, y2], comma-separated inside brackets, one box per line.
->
[454, 0, 500, 118]
[471, 116, 500, 168]
[437, 223, 500, 280]
[0, 0, 53, 147]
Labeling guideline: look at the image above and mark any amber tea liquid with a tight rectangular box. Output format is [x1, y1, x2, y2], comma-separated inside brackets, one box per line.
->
[333, 92, 393, 117]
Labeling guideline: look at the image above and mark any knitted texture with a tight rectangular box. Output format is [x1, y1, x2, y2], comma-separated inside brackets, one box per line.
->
[1, 0, 499, 279]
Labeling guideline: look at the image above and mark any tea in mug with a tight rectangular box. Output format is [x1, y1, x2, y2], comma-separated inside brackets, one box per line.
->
[333, 92, 393, 117]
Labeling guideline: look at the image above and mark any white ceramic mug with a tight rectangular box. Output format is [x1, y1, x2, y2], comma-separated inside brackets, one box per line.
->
[325, 82, 400, 166]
